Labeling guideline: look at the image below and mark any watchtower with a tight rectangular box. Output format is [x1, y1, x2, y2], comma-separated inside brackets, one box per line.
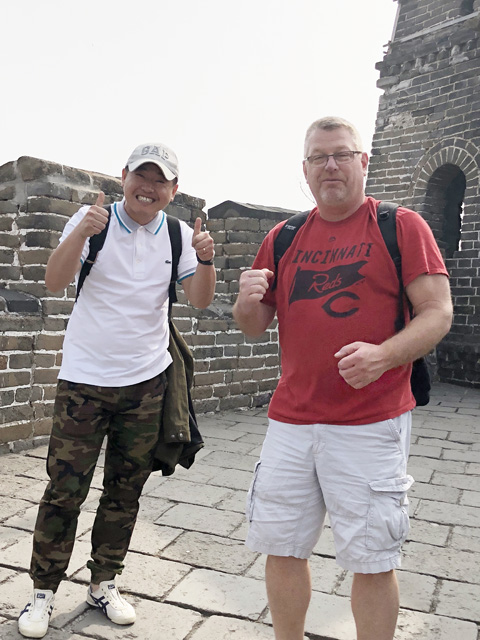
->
[367, 0, 480, 386]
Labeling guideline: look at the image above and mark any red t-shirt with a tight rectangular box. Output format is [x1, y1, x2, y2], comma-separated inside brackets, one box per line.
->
[252, 197, 449, 425]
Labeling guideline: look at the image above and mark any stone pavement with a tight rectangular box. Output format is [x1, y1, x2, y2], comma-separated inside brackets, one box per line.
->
[0, 382, 479, 640]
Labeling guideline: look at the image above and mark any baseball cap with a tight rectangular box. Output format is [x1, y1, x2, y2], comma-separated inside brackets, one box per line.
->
[126, 143, 179, 180]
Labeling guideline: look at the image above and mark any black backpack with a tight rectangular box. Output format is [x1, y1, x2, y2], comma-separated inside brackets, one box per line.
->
[272, 201, 431, 406]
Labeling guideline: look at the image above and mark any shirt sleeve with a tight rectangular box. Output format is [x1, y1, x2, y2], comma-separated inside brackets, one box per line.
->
[177, 220, 198, 282]
[58, 206, 91, 265]
[396, 208, 449, 287]
[251, 221, 285, 308]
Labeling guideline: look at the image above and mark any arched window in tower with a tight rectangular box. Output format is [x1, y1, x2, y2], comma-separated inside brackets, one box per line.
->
[460, 0, 475, 15]
[424, 165, 466, 258]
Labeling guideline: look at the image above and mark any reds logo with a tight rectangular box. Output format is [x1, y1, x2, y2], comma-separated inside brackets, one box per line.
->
[288, 262, 366, 317]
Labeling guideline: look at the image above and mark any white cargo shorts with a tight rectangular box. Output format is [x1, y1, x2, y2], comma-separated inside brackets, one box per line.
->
[245, 413, 413, 574]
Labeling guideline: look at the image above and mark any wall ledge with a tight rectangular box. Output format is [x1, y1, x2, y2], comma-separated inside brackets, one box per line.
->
[0, 287, 41, 313]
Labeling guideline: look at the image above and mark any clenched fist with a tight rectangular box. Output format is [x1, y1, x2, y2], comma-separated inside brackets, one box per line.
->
[238, 268, 274, 303]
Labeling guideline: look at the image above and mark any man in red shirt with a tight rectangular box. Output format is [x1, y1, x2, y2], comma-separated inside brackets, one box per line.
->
[233, 117, 453, 640]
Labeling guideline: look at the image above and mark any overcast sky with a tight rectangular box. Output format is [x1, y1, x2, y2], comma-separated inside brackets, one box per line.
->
[1, 0, 398, 211]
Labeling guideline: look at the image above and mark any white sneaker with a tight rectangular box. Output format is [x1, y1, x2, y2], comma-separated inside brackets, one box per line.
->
[18, 589, 55, 638]
[86, 581, 136, 625]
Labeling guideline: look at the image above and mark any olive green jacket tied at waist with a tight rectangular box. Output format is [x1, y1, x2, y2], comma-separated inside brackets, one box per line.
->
[153, 321, 204, 476]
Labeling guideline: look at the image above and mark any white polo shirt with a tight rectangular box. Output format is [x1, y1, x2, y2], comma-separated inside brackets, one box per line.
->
[58, 198, 197, 387]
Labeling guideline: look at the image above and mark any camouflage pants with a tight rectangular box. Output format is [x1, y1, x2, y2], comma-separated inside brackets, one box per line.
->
[30, 373, 166, 591]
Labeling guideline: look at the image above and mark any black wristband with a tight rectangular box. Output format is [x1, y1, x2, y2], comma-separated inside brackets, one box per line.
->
[196, 254, 214, 266]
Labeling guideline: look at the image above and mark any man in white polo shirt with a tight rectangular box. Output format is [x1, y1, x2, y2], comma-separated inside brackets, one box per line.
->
[18, 143, 216, 639]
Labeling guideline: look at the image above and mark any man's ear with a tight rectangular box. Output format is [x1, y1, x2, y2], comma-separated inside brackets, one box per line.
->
[121, 167, 128, 186]
[171, 183, 179, 201]
[302, 160, 308, 182]
[361, 152, 369, 176]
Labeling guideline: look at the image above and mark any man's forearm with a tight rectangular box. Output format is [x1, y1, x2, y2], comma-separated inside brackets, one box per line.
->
[45, 229, 86, 292]
[233, 299, 275, 337]
[380, 304, 453, 370]
[184, 264, 216, 309]
[380, 273, 454, 369]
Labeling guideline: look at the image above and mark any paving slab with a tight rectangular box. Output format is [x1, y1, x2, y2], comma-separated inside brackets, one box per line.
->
[409, 456, 468, 474]
[199, 450, 260, 472]
[0, 474, 46, 502]
[0, 526, 31, 552]
[167, 568, 268, 620]
[199, 436, 259, 455]
[217, 488, 248, 513]
[0, 455, 46, 477]
[395, 608, 478, 640]
[450, 525, 480, 552]
[155, 502, 244, 536]
[146, 476, 233, 507]
[402, 541, 480, 582]
[409, 480, 461, 503]
[70, 598, 202, 639]
[467, 462, 480, 474]
[127, 520, 183, 556]
[0, 498, 36, 525]
[406, 519, 451, 546]
[0, 566, 16, 583]
[236, 433, 266, 445]
[189, 616, 286, 639]
[406, 462, 434, 483]
[206, 467, 254, 491]
[460, 490, 480, 507]
[417, 436, 467, 450]
[0, 621, 87, 640]
[415, 500, 480, 527]
[443, 450, 480, 463]
[431, 471, 480, 491]
[162, 530, 258, 574]
[435, 579, 480, 622]
[312, 525, 338, 557]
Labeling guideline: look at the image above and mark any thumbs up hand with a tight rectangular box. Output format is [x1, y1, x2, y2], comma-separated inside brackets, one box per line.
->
[192, 217, 215, 263]
[79, 191, 110, 239]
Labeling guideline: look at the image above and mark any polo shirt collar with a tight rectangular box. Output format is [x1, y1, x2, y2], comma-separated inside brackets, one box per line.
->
[114, 198, 166, 235]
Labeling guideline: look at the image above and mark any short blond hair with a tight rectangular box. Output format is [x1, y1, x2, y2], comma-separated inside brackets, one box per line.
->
[304, 117, 363, 158]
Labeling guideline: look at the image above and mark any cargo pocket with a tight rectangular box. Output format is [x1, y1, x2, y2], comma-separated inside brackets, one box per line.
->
[366, 475, 414, 551]
[246, 461, 261, 522]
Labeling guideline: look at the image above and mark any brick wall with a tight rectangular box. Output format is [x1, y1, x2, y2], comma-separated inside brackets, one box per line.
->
[393, 0, 480, 41]
[367, 0, 480, 387]
[0, 157, 295, 450]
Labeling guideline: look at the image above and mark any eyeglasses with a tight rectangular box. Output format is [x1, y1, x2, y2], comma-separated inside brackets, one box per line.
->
[304, 151, 362, 166]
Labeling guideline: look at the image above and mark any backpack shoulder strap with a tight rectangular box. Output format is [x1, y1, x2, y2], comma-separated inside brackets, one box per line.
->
[376, 200, 407, 331]
[166, 215, 182, 315]
[271, 211, 309, 291]
[376, 201, 401, 282]
[76, 204, 111, 301]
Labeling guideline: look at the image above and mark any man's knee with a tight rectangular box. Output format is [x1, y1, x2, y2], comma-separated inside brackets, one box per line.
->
[353, 569, 397, 588]
[266, 555, 310, 580]
[267, 555, 308, 567]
